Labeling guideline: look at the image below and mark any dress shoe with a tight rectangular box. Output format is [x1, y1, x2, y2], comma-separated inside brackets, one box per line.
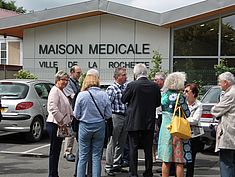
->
[121, 161, 129, 168]
[105, 168, 115, 176]
[64, 154, 75, 162]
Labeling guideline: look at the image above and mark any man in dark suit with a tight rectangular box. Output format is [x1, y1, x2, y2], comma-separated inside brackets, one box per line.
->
[121, 63, 161, 177]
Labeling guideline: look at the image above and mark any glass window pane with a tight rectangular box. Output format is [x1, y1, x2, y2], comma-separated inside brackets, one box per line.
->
[174, 20, 219, 56]
[1, 59, 6, 64]
[221, 14, 235, 56]
[1, 51, 6, 58]
[1, 43, 6, 50]
[173, 58, 217, 85]
[221, 58, 235, 67]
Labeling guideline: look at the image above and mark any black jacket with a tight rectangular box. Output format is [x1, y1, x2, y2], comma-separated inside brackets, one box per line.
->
[121, 77, 161, 131]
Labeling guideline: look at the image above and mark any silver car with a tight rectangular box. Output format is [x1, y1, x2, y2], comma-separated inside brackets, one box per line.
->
[200, 85, 222, 148]
[0, 79, 54, 142]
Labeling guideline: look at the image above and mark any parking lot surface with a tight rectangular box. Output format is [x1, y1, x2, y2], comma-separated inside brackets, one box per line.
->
[0, 132, 220, 177]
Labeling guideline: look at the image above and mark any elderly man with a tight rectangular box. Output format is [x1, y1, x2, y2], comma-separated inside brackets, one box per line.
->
[122, 64, 161, 177]
[63, 65, 82, 162]
[211, 71, 235, 177]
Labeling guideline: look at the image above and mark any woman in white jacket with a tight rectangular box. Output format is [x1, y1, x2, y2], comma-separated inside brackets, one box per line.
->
[184, 83, 204, 177]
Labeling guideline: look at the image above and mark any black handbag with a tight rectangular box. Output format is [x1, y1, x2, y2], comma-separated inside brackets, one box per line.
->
[88, 90, 113, 147]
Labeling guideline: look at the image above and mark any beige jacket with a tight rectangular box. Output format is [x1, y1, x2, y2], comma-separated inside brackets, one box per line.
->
[211, 85, 235, 152]
[47, 86, 73, 125]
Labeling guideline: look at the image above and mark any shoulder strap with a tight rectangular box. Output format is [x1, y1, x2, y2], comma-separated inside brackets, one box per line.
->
[87, 90, 105, 119]
[173, 93, 180, 116]
[173, 93, 187, 118]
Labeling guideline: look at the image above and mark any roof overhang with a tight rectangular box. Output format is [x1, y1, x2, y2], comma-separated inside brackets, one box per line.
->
[0, 0, 234, 38]
[161, 0, 235, 28]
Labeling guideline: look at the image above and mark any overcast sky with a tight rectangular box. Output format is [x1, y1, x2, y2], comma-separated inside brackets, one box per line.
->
[9, 0, 205, 13]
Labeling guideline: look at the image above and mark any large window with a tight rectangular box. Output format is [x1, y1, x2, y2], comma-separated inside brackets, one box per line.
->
[1, 42, 7, 64]
[173, 58, 217, 85]
[173, 14, 235, 85]
[221, 14, 235, 56]
[174, 20, 219, 56]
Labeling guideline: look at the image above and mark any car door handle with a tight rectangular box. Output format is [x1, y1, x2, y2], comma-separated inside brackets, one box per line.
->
[43, 104, 46, 107]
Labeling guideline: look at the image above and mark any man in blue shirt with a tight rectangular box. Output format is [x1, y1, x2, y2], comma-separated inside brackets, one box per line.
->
[105, 67, 127, 176]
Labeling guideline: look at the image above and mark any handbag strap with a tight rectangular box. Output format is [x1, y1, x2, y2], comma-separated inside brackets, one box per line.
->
[88, 90, 105, 119]
[173, 93, 180, 116]
[173, 93, 187, 118]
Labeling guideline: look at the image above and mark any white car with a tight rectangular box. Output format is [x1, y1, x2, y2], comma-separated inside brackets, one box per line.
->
[0, 79, 54, 142]
[200, 86, 222, 148]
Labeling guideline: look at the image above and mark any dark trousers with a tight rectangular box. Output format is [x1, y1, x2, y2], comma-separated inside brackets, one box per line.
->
[46, 122, 63, 177]
[128, 130, 154, 177]
[186, 137, 201, 177]
[122, 136, 130, 164]
[219, 149, 235, 177]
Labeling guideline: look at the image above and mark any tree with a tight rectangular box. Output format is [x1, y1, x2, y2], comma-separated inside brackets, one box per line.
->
[14, 69, 38, 79]
[214, 59, 235, 76]
[148, 50, 164, 80]
[0, 0, 26, 13]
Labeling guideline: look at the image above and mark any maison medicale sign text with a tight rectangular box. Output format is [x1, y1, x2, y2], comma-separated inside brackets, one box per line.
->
[37, 43, 151, 69]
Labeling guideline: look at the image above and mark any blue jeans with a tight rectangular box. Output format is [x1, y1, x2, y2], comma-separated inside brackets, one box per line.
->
[220, 149, 235, 177]
[46, 122, 63, 177]
[77, 121, 105, 177]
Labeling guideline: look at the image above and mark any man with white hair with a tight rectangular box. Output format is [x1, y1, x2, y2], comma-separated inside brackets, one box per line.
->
[87, 68, 99, 77]
[121, 63, 161, 177]
[211, 71, 235, 177]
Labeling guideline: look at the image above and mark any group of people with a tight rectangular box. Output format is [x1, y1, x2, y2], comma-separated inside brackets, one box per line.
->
[45, 62, 235, 177]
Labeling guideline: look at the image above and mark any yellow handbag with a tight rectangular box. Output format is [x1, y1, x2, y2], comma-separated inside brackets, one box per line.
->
[167, 93, 191, 140]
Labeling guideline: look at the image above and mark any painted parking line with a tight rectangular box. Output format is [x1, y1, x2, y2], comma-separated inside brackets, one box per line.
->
[0, 143, 50, 157]
[23, 144, 50, 153]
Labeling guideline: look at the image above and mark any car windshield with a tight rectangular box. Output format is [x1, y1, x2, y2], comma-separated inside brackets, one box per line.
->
[0, 82, 29, 99]
[201, 87, 222, 103]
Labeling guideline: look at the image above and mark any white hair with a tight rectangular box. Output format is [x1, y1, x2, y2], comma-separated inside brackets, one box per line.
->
[218, 72, 235, 85]
[164, 72, 186, 91]
[133, 63, 147, 79]
[155, 72, 166, 81]
[86, 69, 99, 77]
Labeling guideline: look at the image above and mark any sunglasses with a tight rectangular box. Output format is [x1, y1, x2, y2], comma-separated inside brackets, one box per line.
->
[184, 89, 190, 93]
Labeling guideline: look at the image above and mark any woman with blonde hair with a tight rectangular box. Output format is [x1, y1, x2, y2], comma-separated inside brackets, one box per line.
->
[158, 72, 192, 177]
[74, 70, 112, 177]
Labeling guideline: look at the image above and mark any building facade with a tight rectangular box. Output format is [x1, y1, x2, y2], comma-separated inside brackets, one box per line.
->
[0, 0, 234, 84]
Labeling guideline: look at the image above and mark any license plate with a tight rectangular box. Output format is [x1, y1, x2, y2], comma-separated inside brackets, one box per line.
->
[0, 107, 7, 113]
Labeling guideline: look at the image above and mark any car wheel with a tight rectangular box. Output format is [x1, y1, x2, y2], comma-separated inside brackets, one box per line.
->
[25, 117, 43, 142]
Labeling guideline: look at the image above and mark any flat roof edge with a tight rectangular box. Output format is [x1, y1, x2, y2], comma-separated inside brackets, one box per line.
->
[160, 0, 235, 26]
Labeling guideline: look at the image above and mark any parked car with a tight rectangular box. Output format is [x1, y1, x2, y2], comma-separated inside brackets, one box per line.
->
[0, 79, 54, 142]
[200, 85, 222, 148]
[198, 85, 214, 100]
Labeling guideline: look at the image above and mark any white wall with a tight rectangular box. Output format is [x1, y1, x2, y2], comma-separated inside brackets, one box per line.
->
[23, 14, 170, 84]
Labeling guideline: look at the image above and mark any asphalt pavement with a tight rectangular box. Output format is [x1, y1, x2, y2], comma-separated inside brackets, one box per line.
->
[0, 132, 220, 177]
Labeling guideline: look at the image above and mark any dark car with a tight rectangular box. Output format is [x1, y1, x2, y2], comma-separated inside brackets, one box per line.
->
[0, 79, 54, 142]
[200, 85, 222, 148]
